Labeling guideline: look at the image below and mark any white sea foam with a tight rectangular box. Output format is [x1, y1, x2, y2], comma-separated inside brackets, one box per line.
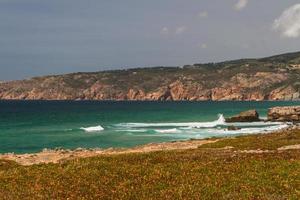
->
[155, 128, 181, 133]
[153, 124, 288, 138]
[80, 125, 104, 132]
[227, 121, 283, 127]
[192, 114, 225, 128]
[114, 123, 290, 141]
[116, 114, 226, 128]
[114, 114, 290, 139]
[118, 129, 148, 133]
[202, 123, 289, 136]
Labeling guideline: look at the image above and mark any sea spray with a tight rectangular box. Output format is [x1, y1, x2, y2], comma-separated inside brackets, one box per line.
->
[155, 128, 181, 134]
[80, 125, 104, 132]
[114, 114, 289, 138]
[116, 114, 227, 129]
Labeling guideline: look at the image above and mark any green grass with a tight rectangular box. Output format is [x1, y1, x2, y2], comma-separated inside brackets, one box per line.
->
[1, 130, 300, 199]
[199, 129, 300, 150]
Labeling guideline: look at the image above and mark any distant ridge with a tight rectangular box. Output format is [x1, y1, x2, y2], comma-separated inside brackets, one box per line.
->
[1, 51, 300, 101]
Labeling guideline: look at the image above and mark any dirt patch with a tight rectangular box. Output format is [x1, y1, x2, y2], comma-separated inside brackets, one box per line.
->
[278, 144, 300, 151]
[0, 139, 219, 166]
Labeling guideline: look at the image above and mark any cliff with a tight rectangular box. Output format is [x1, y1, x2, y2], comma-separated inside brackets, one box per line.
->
[1, 51, 300, 101]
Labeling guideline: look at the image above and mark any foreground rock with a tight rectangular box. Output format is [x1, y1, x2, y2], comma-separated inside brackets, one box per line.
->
[0, 139, 219, 165]
[268, 106, 300, 122]
[226, 110, 260, 123]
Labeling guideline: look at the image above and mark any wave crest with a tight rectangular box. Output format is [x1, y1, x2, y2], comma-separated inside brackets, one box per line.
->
[155, 128, 181, 133]
[116, 114, 226, 129]
[80, 125, 104, 132]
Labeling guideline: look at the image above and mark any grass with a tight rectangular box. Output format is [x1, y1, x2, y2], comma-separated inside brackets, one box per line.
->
[199, 129, 300, 150]
[0, 130, 300, 199]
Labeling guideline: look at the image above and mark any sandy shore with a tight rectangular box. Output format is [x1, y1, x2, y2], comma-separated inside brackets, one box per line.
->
[0, 139, 219, 165]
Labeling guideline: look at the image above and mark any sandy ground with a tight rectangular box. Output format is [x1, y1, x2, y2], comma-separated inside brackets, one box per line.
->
[0, 139, 219, 165]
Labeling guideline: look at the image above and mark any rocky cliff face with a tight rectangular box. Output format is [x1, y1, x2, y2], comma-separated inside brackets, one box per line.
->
[1, 52, 300, 101]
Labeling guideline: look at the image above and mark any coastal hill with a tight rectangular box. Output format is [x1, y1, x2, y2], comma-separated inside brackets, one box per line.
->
[1, 51, 300, 101]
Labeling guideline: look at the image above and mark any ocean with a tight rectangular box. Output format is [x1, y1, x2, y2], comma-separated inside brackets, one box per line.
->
[0, 100, 299, 154]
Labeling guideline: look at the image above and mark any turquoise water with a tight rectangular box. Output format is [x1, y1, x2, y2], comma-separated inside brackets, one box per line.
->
[0, 101, 300, 154]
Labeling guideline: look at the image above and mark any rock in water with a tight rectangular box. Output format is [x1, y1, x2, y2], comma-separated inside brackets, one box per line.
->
[268, 106, 300, 122]
[226, 110, 260, 122]
[227, 125, 241, 131]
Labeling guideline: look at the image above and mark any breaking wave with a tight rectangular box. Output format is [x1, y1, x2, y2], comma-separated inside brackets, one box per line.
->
[80, 125, 104, 132]
[78, 115, 290, 138]
[200, 123, 289, 135]
[114, 114, 290, 138]
[155, 128, 181, 133]
[116, 114, 226, 129]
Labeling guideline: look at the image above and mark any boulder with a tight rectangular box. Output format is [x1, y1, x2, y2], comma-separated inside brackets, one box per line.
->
[268, 106, 300, 122]
[226, 110, 260, 123]
[227, 125, 241, 131]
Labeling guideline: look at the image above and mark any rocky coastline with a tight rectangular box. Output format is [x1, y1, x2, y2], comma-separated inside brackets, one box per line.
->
[1, 51, 300, 101]
[1, 106, 300, 166]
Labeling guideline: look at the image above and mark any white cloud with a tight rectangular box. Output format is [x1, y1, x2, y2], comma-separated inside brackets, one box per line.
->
[198, 11, 208, 18]
[273, 4, 300, 38]
[175, 26, 187, 35]
[234, 0, 248, 11]
[160, 27, 169, 35]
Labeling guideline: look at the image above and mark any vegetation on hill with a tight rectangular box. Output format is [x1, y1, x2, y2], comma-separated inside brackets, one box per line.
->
[1, 51, 300, 100]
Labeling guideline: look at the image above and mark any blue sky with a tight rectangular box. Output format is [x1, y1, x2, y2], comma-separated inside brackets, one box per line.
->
[0, 0, 300, 80]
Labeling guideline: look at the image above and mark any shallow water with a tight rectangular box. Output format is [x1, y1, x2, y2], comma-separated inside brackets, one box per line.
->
[0, 101, 299, 154]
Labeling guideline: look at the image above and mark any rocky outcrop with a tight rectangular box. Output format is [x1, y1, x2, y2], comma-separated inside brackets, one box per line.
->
[268, 106, 300, 122]
[211, 87, 244, 101]
[226, 110, 260, 122]
[126, 89, 146, 100]
[268, 86, 298, 101]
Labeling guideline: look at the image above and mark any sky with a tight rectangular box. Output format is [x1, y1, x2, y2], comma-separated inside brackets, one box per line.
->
[0, 0, 300, 80]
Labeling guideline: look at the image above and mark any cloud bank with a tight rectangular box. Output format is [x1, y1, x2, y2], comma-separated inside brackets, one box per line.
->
[273, 4, 300, 38]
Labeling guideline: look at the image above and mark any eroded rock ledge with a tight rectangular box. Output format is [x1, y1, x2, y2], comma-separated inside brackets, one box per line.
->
[225, 106, 300, 123]
[226, 110, 260, 123]
[268, 106, 300, 122]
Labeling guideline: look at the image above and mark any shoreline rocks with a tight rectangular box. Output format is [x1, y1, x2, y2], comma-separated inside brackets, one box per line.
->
[0, 139, 219, 166]
[227, 125, 241, 131]
[225, 106, 300, 123]
[268, 106, 300, 122]
[226, 110, 260, 123]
